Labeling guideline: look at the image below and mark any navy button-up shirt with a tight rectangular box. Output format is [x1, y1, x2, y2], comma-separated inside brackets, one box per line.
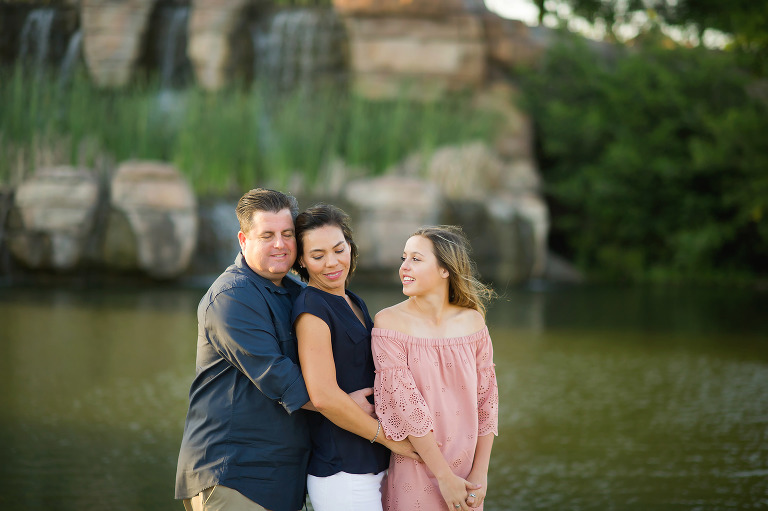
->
[175, 253, 311, 511]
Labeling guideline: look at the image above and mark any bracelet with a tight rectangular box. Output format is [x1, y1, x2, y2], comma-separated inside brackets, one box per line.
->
[371, 419, 381, 443]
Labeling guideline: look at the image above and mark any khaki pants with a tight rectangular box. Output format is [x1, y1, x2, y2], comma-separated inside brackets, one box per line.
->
[183, 485, 274, 511]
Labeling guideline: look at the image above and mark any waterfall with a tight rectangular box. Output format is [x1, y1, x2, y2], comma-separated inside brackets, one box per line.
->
[18, 8, 56, 73]
[58, 29, 83, 86]
[159, 6, 190, 89]
[251, 9, 344, 92]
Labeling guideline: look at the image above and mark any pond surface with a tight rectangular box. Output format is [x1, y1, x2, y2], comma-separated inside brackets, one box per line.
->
[1, 282, 767, 511]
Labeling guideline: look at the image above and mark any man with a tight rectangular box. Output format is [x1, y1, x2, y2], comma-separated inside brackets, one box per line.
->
[176, 188, 343, 511]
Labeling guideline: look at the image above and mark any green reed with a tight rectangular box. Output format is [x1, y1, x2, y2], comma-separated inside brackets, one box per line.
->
[0, 66, 502, 195]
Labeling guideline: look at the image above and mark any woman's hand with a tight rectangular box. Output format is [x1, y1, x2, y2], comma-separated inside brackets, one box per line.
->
[383, 437, 422, 462]
[436, 472, 482, 511]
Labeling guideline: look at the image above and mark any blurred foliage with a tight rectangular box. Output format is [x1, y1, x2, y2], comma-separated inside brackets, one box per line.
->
[0, 66, 501, 196]
[538, 0, 768, 74]
[519, 30, 768, 282]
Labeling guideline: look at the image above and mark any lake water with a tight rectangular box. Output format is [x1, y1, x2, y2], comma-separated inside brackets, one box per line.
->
[1, 282, 767, 510]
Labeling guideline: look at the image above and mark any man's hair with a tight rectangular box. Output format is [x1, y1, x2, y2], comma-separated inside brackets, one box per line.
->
[236, 188, 299, 234]
[293, 204, 358, 286]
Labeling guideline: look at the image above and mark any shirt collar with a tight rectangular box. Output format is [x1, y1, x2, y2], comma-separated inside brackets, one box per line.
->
[235, 252, 303, 296]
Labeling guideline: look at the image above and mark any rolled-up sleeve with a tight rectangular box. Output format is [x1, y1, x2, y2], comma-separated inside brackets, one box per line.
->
[205, 289, 309, 414]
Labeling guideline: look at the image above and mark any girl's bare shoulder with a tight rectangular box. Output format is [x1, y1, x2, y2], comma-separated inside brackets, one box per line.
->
[450, 306, 488, 334]
[373, 301, 409, 329]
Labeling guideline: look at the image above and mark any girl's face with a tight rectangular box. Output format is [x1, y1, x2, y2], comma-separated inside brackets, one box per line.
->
[300, 224, 351, 295]
[399, 235, 449, 297]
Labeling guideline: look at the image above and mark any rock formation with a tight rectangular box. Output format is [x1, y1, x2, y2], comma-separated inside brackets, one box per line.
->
[7, 166, 100, 271]
[81, 0, 155, 87]
[105, 161, 197, 279]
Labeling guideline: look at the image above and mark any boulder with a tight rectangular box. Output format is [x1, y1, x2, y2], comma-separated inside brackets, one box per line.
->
[187, 0, 251, 91]
[343, 175, 441, 274]
[104, 161, 197, 279]
[333, 0, 485, 17]
[473, 81, 535, 160]
[81, 0, 155, 87]
[485, 191, 549, 278]
[343, 15, 486, 99]
[7, 166, 100, 270]
[482, 13, 546, 70]
[425, 142, 505, 200]
[424, 141, 548, 279]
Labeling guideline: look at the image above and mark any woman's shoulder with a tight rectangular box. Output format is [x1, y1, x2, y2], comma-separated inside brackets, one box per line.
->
[292, 286, 334, 321]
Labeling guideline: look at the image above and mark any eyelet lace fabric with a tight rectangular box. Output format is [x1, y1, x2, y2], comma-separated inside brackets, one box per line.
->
[375, 367, 434, 441]
[372, 327, 499, 511]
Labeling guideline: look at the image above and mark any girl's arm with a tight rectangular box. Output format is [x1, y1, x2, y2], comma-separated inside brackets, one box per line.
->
[408, 433, 481, 511]
[465, 433, 494, 508]
[296, 313, 420, 460]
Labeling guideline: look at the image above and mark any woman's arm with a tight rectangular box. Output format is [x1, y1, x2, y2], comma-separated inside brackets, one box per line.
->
[409, 433, 481, 511]
[296, 313, 420, 460]
[465, 433, 494, 508]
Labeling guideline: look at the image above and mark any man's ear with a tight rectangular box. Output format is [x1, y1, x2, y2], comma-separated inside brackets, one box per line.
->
[237, 231, 246, 250]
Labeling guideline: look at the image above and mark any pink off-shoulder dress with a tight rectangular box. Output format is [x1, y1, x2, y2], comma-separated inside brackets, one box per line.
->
[372, 327, 499, 511]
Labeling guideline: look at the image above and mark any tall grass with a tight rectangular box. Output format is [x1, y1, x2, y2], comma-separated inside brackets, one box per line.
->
[0, 66, 502, 195]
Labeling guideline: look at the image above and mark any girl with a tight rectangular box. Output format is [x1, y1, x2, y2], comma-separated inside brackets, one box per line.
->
[373, 226, 499, 511]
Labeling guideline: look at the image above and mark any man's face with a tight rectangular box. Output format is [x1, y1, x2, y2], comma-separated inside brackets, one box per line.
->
[237, 208, 296, 286]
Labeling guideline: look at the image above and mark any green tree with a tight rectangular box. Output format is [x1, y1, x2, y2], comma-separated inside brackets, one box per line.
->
[546, 0, 768, 72]
[520, 31, 768, 281]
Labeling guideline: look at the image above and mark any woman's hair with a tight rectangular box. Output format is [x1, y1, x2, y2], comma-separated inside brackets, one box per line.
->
[411, 225, 496, 317]
[293, 204, 358, 286]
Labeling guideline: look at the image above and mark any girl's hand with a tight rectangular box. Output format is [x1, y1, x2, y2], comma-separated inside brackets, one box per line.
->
[465, 471, 487, 509]
[437, 473, 482, 511]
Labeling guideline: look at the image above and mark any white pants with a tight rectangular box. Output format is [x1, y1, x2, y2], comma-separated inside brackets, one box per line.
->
[307, 470, 386, 511]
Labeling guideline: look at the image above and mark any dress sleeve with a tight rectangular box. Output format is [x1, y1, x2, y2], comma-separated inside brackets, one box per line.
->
[476, 330, 499, 436]
[372, 330, 434, 441]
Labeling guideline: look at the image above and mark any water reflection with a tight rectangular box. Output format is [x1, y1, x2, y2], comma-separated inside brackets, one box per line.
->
[0, 284, 766, 510]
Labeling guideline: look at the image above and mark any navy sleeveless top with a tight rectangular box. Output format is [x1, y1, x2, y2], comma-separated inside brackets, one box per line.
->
[291, 286, 390, 477]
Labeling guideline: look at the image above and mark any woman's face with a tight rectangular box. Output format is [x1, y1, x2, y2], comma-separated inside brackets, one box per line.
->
[399, 235, 449, 297]
[300, 224, 351, 295]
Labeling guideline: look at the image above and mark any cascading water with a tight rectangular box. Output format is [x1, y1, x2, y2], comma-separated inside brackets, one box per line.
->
[251, 8, 347, 92]
[58, 29, 82, 86]
[250, 9, 347, 162]
[18, 8, 56, 74]
[158, 6, 190, 89]
[152, 6, 192, 121]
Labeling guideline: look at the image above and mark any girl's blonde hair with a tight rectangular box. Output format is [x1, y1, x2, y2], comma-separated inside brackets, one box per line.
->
[412, 225, 496, 317]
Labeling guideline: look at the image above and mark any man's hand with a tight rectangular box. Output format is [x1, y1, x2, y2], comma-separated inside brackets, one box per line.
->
[348, 387, 376, 418]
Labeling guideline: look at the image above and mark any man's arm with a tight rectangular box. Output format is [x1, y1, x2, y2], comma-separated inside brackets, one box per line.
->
[205, 289, 310, 413]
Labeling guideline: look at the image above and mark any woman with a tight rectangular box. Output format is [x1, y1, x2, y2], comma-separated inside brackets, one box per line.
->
[372, 225, 499, 511]
[291, 204, 419, 511]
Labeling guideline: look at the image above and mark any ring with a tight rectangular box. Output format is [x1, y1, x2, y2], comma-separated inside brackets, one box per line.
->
[454, 505, 461, 509]
[469, 493, 477, 498]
